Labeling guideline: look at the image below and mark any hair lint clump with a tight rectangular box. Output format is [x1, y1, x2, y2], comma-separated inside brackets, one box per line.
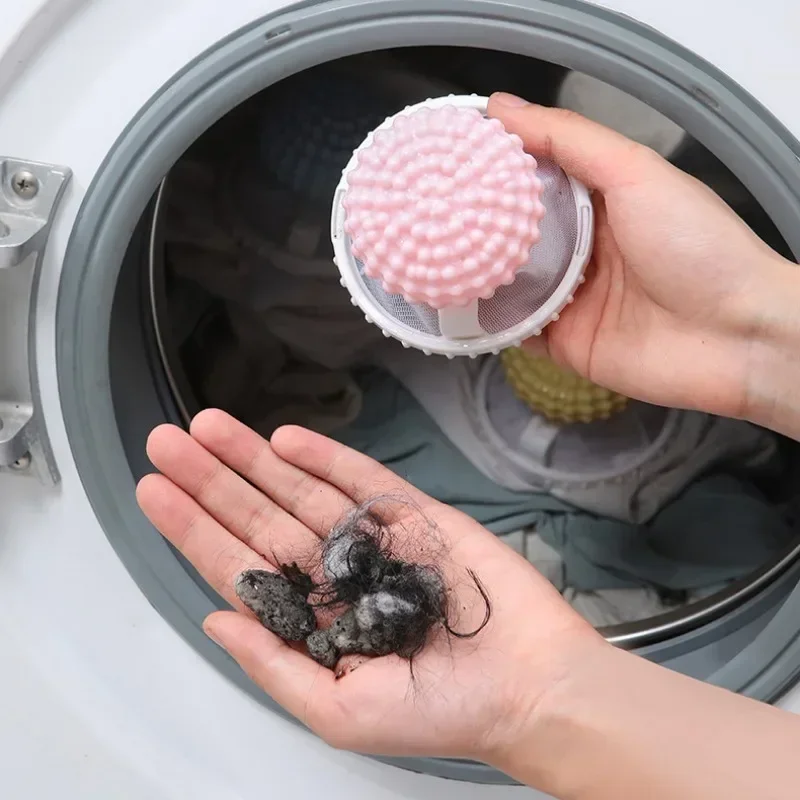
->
[234, 569, 317, 641]
[235, 499, 491, 672]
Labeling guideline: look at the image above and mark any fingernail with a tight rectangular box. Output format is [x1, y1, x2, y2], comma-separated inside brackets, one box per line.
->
[492, 92, 530, 108]
[204, 622, 226, 650]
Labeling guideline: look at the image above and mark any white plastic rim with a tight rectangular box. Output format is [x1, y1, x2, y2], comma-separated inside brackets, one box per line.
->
[331, 94, 595, 358]
[475, 357, 683, 488]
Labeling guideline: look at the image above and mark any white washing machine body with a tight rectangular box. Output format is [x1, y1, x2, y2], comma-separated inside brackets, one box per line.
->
[1, 1, 799, 798]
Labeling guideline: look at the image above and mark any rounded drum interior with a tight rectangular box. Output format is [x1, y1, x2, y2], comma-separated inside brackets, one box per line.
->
[146, 48, 800, 645]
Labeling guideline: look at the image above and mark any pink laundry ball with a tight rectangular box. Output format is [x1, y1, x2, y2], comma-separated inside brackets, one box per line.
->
[341, 104, 546, 310]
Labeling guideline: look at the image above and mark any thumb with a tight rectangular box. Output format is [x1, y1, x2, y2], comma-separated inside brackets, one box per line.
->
[487, 92, 655, 191]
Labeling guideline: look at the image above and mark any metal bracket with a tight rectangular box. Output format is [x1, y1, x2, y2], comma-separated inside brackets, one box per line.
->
[0, 157, 71, 485]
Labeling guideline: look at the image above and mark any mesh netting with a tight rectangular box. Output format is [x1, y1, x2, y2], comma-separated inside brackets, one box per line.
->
[484, 358, 670, 476]
[357, 268, 442, 335]
[479, 158, 577, 333]
[351, 155, 576, 338]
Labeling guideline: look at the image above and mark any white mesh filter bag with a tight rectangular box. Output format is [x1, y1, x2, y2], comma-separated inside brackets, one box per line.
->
[331, 95, 594, 357]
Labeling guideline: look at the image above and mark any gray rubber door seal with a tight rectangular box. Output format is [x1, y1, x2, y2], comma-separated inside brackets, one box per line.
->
[56, 0, 800, 784]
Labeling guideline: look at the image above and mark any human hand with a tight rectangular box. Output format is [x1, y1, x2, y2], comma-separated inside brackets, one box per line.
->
[136, 409, 604, 766]
[488, 93, 798, 422]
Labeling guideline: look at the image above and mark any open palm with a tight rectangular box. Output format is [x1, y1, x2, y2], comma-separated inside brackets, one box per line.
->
[136, 409, 599, 762]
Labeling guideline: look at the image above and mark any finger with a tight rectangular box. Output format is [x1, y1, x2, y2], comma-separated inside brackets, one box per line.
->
[487, 93, 658, 191]
[204, 610, 337, 727]
[136, 473, 272, 608]
[528, 193, 614, 372]
[189, 409, 355, 539]
[519, 334, 550, 358]
[146, 423, 319, 566]
[270, 425, 433, 523]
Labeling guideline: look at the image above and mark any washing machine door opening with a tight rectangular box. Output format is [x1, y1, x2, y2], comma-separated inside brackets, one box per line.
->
[142, 47, 799, 647]
[58, 1, 800, 784]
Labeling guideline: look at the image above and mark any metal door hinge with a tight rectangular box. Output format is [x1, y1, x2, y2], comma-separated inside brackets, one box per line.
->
[0, 157, 71, 485]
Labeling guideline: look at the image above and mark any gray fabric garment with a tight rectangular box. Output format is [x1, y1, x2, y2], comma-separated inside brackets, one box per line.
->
[229, 244, 383, 371]
[563, 587, 693, 627]
[377, 345, 778, 523]
[165, 285, 363, 437]
[217, 313, 363, 437]
[533, 474, 796, 592]
[502, 529, 728, 627]
[335, 368, 795, 594]
[334, 368, 571, 535]
[504, 525, 695, 625]
[165, 157, 384, 371]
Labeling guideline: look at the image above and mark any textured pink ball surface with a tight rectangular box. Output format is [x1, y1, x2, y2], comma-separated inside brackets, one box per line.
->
[342, 105, 545, 309]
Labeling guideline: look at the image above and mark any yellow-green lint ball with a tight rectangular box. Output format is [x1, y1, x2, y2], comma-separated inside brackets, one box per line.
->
[500, 347, 628, 424]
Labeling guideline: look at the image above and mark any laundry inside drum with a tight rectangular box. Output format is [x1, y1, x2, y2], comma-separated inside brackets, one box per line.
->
[144, 48, 800, 645]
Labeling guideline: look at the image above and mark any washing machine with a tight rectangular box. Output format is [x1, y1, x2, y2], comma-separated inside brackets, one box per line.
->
[2, 0, 800, 797]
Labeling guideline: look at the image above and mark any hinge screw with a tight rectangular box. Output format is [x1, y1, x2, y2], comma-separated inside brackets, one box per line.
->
[11, 170, 39, 199]
[10, 452, 32, 471]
